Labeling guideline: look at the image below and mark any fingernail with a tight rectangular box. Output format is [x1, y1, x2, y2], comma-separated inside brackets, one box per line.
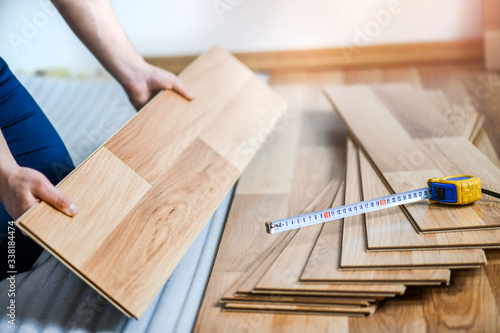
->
[65, 203, 78, 217]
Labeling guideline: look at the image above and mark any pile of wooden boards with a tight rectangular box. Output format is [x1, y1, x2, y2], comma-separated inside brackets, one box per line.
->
[15, 47, 288, 319]
[193, 81, 500, 330]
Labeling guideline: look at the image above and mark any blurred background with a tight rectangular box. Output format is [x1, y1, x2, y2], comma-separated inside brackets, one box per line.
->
[0, 0, 484, 75]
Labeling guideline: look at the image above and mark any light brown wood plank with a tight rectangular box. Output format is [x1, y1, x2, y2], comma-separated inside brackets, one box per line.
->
[324, 84, 436, 173]
[372, 83, 460, 138]
[15, 147, 151, 268]
[301, 144, 450, 284]
[222, 294, 375, 306]
[80, 139, 238, 313]
[235, 85, 303, 195]
[362, 146, 500, 250]
[340, 141, 487, 270]
[253, 180, 406, 297]
[325, 84, 500, 232]
[420, 268, 499, 332]
[224, 301, 378, 316]
[106, 46, 254, 183]
[200, 76, 288, 172]
[424, 89, 467, 135]
[474, 128, 500, 168]
[17, 47, 287, 319]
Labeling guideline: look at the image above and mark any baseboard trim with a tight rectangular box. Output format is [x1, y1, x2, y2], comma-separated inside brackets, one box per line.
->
[145, 39, 484, 74]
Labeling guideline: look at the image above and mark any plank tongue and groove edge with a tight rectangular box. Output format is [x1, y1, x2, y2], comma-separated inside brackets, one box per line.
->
[324, 84, 500, 232]
[15, 46, 288, 319]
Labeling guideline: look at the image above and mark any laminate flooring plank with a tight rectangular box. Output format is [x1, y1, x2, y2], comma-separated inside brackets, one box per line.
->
[79, 139, 240, 312]
[223, 302, 378, 316]
[253, 180, 407, 296]
[372, 83, 460, 138]
[325, 84, 500, 232]
[222, 294, 375, 306]
[105, 46, 254, 183]
[324, 84, 436, 173]
[340, 141, 487, 270]
[199, 76, 289, 172]
[300, 145, 450, 284]
[363, 147, 500, 250]
[420, 268, 499, 332]
[236, 85, 303, 195]
[474, 128, 500, 168]
[17, 47, 288, 319]
[348, 287, 427, 332]
[424, 89, 466, 135]
[14, 147, 151, 268]
[224, 182, 402, 300]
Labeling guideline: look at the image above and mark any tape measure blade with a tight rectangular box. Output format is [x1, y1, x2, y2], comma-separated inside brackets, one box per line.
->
[266, 186, 430, 234]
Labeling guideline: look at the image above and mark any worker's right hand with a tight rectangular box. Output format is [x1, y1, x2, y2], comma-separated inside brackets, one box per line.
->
[0, 165, 78, 221]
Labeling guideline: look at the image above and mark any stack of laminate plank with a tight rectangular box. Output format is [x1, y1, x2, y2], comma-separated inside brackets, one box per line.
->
[193, 81, 500, 331]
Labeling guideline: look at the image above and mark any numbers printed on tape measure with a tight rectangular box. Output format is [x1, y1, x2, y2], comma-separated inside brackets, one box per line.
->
[266, 187, 431, 234]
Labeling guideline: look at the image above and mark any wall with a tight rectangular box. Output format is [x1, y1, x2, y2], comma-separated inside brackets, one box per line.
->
[0, 0, 483, 74]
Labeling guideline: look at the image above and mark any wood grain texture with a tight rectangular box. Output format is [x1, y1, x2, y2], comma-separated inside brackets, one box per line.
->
[300, 145, 450, 284]
[106, 46, 254, 183]
[340, 141, 487, 270]
[194, 85, 350, 332]
[15, 147, 151, 268]
[372, 83, 460, 138]
[264, 63, 500, 333]
[222, 294, 375, 307]
[325, 84, 500, 233]
[16, 47, 287, 319]
[362, 145, 500, 250]
[223, 301, 378, 317]
[252, 181, 406, 297]
[324, 84, 436, 173]
[474, 128, 500, 168]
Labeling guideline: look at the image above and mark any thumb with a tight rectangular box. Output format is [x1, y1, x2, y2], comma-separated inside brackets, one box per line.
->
[33, 180, 78, 217]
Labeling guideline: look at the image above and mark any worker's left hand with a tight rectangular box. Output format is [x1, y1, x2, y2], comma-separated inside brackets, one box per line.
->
[124, 62, 194, 110]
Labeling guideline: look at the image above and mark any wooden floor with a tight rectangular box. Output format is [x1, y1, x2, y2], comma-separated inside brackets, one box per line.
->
[267, 62, 500, 331]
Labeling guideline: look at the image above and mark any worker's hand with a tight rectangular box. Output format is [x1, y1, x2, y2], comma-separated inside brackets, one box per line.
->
[0, 165, 78, 221]
[124, 62, 195, 110]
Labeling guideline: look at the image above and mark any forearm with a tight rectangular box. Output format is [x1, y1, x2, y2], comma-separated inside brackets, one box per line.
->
[0, 129, 18, 180]
[51, 0, 145, 91]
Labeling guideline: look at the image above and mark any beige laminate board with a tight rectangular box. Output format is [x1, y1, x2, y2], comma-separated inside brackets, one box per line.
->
[362, 144, 500, 250]
[372, 83, 460, 138]
[251, 181, 406, 297]
[474, 128, 500, 168]
[423, 89, 480, 140]
[16, 47, 288, 319]
[223, 301, 378, 317]
[325, 84, 500, 232]
[222, 294, 375, 306]
[340, 140, 487, 270]
[301, 141, 451, 284]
